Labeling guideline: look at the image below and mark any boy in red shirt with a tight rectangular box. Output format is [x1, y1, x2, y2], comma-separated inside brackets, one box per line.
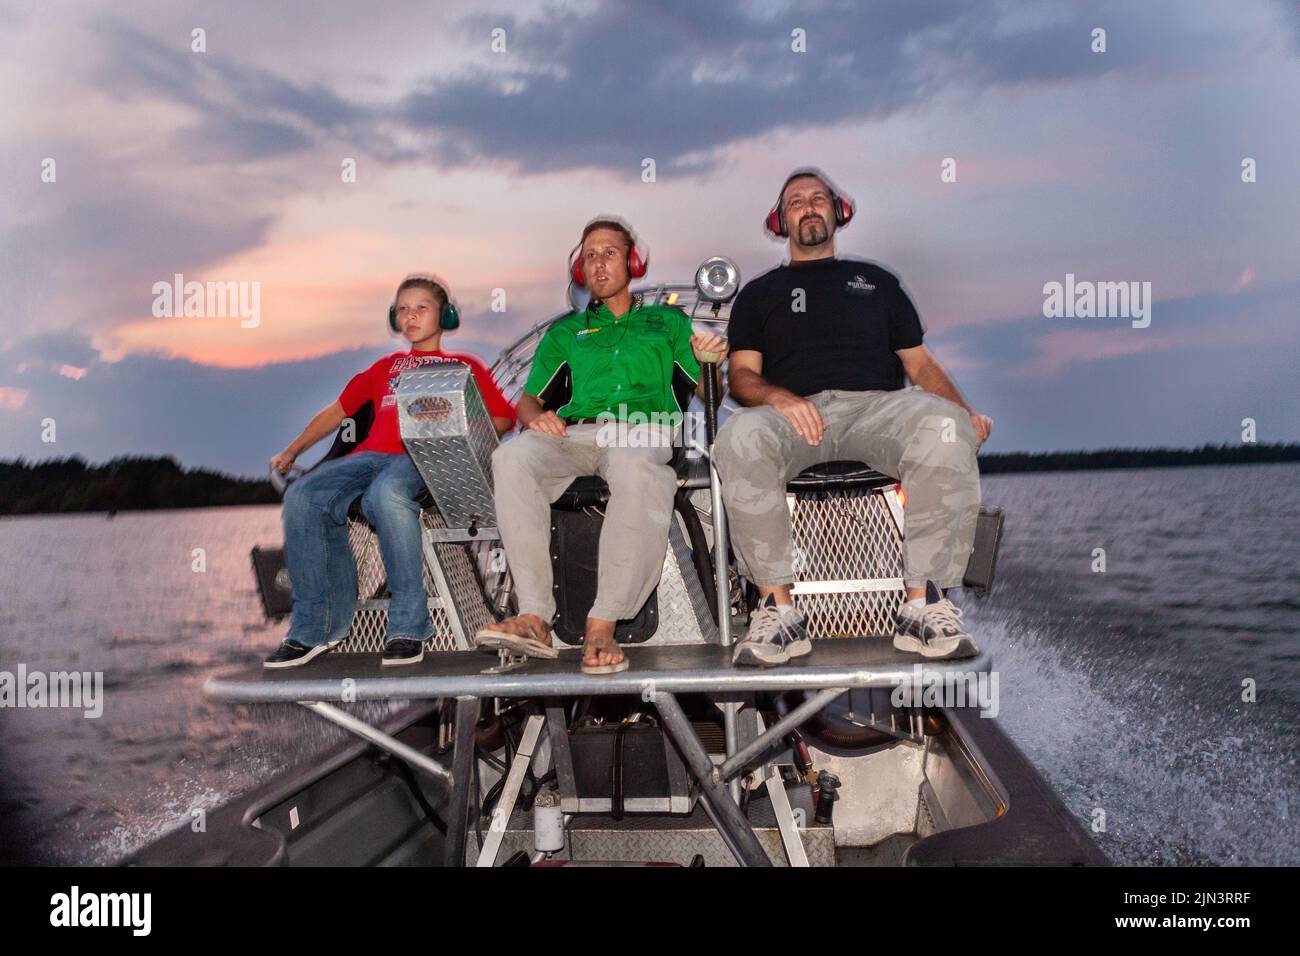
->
[265, 275, 515, 668]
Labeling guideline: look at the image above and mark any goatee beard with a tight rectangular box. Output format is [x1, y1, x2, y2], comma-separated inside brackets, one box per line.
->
[797, 220, 828, 247]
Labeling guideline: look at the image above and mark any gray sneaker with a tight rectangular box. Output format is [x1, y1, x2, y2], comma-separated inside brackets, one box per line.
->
[733, 594, 812, 666]
[893, 581, 979, 660]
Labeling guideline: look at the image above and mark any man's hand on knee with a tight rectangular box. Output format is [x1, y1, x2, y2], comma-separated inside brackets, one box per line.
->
[770, 391, 825, 445]
[525, 410, 568, 437]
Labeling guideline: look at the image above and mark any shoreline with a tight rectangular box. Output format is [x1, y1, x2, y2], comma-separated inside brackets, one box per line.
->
[1, 453, 1296, 518]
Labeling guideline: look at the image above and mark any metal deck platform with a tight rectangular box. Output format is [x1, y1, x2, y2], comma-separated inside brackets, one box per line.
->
[205, 640, 991, 867]
[205, 639, 991, 704]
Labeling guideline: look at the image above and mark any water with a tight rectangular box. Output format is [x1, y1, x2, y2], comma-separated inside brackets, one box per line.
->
[962, 463, 1299, 865]
[0, 506, 404, 865]
[1, 464, 1296, 865]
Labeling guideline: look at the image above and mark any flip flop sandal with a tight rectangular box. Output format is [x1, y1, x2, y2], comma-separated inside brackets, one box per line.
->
[474, 621, 558, 660]
[581, 641, 629, 675]
[581, 659, 630, 675]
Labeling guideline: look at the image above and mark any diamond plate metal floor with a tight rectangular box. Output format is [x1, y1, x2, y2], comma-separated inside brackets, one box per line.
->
[467, 793, 836, 867]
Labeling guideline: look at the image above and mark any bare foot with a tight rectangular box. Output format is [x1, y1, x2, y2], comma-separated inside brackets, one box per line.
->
[486, 614, 552, 647]
[582, 630, 625, 670]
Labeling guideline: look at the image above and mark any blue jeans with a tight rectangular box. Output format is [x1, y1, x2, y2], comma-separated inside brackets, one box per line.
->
[282, 451, 433, 648]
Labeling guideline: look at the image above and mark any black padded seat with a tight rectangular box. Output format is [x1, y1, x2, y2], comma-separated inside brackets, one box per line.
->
[553, 475, 611, 510]
[552, 456, 700, 511]
[785, 460, 896, 492]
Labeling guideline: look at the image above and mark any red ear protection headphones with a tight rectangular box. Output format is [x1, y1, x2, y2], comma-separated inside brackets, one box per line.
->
[764, 168, 855, 238]
[569, 219, 649, 286]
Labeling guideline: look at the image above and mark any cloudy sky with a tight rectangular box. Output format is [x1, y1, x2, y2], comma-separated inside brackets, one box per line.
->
[2, 0, 1297, 477]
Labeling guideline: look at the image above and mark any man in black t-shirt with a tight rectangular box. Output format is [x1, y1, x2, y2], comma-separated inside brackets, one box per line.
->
[717, 168, 993, 665]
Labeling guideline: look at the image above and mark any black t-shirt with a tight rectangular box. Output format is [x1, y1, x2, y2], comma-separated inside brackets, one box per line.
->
[727, 256, 925, 396]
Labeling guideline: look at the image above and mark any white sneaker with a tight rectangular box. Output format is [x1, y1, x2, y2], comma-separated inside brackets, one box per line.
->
[893, 582, 979, 660]
[733, 594, 812, 666]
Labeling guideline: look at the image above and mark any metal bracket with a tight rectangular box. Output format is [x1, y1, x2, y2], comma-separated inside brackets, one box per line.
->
[476, 713, 546, 868]
[764, 764, 810, 868]
[424, 527, 501, 543]
[481, 647, 531, 675]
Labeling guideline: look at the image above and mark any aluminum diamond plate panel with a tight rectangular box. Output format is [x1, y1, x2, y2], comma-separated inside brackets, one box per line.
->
[465, 804, 836, 867]
[640, 518, 719, 646]
[397, 365, 499, 529]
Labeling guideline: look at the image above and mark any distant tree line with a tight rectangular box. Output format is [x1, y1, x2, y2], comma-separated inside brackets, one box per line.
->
[0, 444, 1296, 515]
[0, 455, 279, 515]
[977, 442, 1300, 474]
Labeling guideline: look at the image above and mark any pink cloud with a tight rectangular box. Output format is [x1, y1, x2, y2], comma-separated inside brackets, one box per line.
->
[1023, 327, 1186, 378]
[0, 386, 30, 410]
[1229, 268, 1255, 294]
[103, 230, 553, 369]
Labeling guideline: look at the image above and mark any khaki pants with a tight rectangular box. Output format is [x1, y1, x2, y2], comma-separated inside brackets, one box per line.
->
[491, 423, 676, 622]
[714, 387, 981, 590]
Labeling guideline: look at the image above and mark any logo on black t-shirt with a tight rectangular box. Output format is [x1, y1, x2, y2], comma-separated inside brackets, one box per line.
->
[846, 275, 876, 296]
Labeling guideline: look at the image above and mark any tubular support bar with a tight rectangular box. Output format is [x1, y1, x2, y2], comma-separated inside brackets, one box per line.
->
[706, 447, 742, 803]
[443, 696, 479, 867]
[652, 692, 772, 867]
[297, 700, 453, 792]
[715, 686, 849, 783]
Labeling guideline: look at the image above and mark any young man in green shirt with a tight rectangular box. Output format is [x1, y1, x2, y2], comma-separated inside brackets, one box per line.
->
[479, 219, 727, 673]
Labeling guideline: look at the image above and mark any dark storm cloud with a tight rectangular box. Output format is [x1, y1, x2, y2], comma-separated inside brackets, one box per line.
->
[924, 279, 1300, 451]
[5, 196, 273, 282]
[93, 19, 364, 161]
[400, 1, 1023, 172]
[0, 325, 516, 477]
[85, 0, 1285, 173]
[0, 336, 371, 476]
[939, 280, 1300, 369]
[0, 193, 276, 343]
[395, 0, 1235, 173]
[3, 334, 100, 370]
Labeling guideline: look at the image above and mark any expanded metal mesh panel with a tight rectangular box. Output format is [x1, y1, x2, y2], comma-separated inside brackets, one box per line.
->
[792, 590, 905, 640]
[333, 507, 495, 654]
[788, 486, 906, 639]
